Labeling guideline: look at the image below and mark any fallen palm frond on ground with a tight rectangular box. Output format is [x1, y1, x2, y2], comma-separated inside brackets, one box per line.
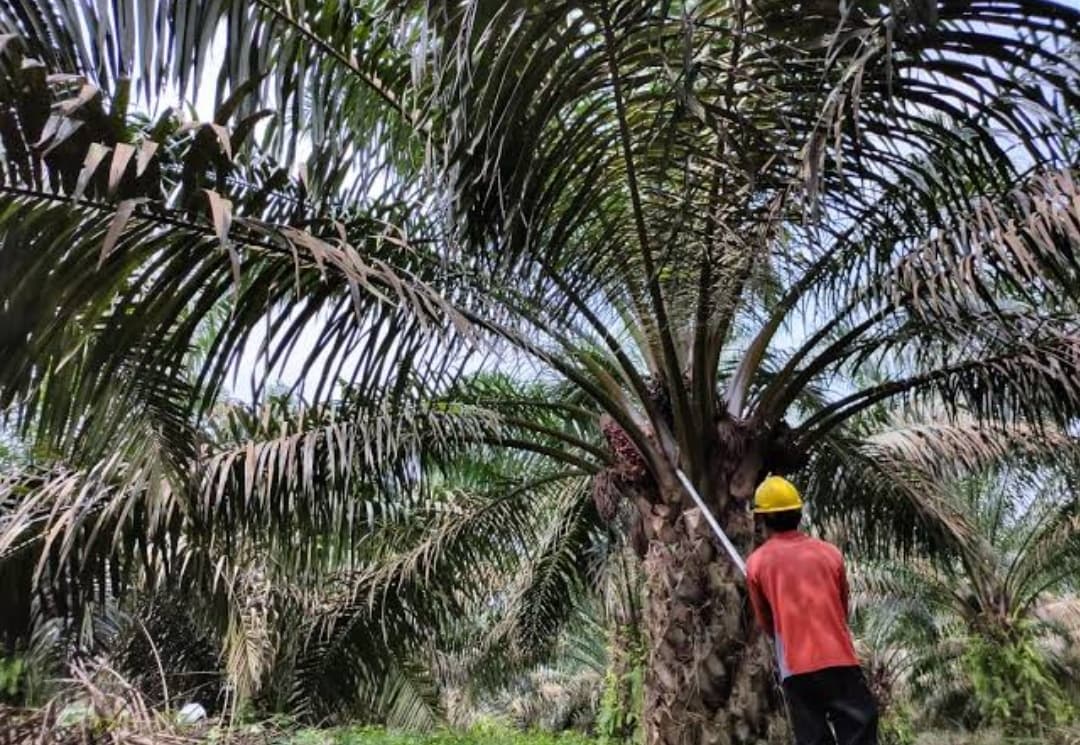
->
[0, 661, 198, 745]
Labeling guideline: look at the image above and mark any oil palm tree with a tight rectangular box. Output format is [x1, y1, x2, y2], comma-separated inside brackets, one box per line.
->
[3, 2, 1080, 742]
[852, 467, 1080, 734]
[0, 380, 607, 723]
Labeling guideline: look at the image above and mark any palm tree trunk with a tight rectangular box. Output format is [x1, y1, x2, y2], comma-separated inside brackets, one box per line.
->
[641, 499, 788, 745]
[599, 413, 795, 743]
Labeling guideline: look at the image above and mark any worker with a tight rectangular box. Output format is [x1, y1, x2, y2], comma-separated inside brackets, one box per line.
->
[746, 475, 879, 745]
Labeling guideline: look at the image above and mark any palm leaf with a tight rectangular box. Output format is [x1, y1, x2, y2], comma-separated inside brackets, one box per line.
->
[805, 412, 1080, 558]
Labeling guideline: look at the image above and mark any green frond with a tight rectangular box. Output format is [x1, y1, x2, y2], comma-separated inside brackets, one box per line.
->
[377, 660, 445, 732]
[848, 460, 1080, 732]
[283, 459, 586, 721]
[493, 479, 604, 661]
[860, 416, 1078, 482]
[805, 430, 976, 558]
[0, 1, 421, 161]
[807, 407, 1080, 558]
[195, 395, 514, 571]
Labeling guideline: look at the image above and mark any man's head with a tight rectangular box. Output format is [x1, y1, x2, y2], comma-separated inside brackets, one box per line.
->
[752, 475, 803, 536]
[761, 508, 802, 534]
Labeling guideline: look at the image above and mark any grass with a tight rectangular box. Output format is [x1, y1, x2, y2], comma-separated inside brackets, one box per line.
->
[912, 733, 1080, 745]
[275, 725, 1080, 745]
[281, 727, 597, 745]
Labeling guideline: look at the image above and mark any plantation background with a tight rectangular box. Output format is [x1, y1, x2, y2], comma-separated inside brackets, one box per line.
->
[4, 1, 1080, 744]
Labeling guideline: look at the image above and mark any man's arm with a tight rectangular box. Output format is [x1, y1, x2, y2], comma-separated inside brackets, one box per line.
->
[839, 557, 851, 619]
[747, 571, 774, 634]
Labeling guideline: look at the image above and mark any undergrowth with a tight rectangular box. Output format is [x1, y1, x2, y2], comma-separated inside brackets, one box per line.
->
[282, 726, 597, 745]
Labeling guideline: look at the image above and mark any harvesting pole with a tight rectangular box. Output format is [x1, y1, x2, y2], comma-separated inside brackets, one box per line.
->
[673, 467, 747, 576]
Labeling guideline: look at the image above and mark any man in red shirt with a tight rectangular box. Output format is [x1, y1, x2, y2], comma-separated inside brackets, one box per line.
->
[746, 476, 879, 745]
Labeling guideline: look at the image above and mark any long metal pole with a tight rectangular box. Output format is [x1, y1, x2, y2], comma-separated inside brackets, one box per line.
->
[673, 467, 747, 576]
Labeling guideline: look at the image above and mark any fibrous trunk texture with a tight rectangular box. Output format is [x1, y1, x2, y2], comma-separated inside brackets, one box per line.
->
[595, 410, 803, 745]
[642, 502, 787, 745]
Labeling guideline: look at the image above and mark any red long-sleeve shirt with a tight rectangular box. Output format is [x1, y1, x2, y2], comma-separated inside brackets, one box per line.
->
[746, 531, 859, 678]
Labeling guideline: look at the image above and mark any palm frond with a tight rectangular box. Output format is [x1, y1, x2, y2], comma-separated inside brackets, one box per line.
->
[806, 409, 1080, 560]
[806, 429, 976, 558]
[0, 450, 181, 642]
[377, 660, 445, 732]
[0, 35, 475, 436]
[494, 478, 604, 660]
[860, 416, 1078, 482]
[0, 0, 420, 160]
[849, 467, 1080, 732]
[284, 460, 587, 721]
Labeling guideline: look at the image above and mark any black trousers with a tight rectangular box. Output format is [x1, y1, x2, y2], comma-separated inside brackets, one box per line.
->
[782, 666, 879, 745]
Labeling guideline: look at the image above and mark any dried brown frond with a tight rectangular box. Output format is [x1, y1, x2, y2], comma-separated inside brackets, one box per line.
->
[0, 660, 197, 745]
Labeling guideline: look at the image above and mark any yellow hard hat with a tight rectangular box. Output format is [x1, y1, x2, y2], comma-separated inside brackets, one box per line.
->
[753, 475, 803, 513]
